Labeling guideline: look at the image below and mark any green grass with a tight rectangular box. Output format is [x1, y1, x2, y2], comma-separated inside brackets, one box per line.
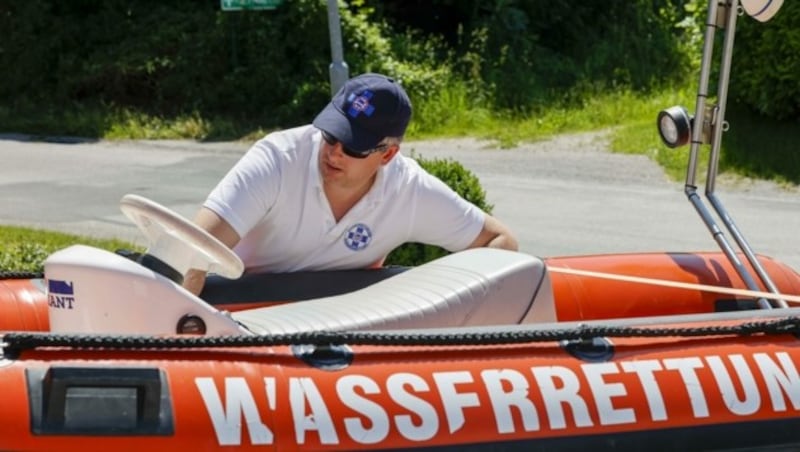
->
[0, 226, 140, 273]
[411, 82, 799, 184]
[3, 82, 797, 186]
[0, 103, 267, 142]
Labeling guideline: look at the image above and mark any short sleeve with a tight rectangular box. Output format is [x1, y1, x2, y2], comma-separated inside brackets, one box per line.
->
[407, 171, 485, 251]
[203, 138, 282, 238]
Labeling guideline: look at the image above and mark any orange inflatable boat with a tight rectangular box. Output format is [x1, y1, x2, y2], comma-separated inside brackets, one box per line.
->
[1, 0, 798, 450]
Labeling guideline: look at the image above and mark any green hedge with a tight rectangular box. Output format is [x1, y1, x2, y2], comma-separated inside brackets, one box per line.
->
[0, 0, 452, 132]
[0, 0, 698, 129]
[732, 0, 800, 120]
[675, 0, 800, 120]
[0, 0, 334, 124]
[1, 0, 795, 132]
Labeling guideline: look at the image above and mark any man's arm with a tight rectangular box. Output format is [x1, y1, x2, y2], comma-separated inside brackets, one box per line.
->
[183, 207, 242, 295]
[467, 213, 519, 251]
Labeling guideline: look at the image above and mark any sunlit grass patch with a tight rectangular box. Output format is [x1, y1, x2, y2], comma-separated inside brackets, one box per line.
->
[0, 226, 141, 273]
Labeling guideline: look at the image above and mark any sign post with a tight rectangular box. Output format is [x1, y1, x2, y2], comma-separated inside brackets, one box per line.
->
[325, 0, 349, 95]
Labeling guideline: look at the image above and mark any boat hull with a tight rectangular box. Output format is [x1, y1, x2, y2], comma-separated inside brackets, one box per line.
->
[3, 251, 799, 332]
[2, 327, 800, 450]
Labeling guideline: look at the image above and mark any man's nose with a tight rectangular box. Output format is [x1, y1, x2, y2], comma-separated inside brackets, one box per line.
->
[327, 141, 346, 159]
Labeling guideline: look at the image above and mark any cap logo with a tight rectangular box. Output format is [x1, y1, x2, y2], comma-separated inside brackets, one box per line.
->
[347, 90, 376, 118]
[344, 223, 372, 251]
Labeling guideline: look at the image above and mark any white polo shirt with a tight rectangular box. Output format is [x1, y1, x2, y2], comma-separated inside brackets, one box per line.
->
[204, 124, 485, 272]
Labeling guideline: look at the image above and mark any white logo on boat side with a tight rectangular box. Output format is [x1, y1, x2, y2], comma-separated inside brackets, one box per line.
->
[194, 351, 800, 447]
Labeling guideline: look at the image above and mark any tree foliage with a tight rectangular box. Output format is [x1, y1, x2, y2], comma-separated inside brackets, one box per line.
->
[731, 0, 800, 120]
[365, 0, 695, 109]
[0, 0, 796, 132]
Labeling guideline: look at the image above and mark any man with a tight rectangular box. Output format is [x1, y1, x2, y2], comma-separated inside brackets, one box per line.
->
[184, 72, 517, 294]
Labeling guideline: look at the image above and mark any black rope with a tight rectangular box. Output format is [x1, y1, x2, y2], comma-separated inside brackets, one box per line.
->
[0, 271, 43, 280]
[3, 316, 800, 355]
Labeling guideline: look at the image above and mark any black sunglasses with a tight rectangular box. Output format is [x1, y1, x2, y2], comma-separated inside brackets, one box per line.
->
[320, 130, 388, 159]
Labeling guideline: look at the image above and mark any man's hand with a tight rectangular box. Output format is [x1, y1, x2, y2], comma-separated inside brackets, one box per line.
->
[183, 268, 207, 296]
[182, 207, 243, 295]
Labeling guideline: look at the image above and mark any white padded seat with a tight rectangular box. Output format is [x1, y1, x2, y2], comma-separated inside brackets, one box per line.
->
[233, 248, 550, 334]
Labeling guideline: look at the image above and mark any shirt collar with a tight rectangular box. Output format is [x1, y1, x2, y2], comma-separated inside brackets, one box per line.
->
[309, 130, 323, 190]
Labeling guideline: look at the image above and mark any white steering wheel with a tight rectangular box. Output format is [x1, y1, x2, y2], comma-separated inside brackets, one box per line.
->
[119, 194, 244, 279]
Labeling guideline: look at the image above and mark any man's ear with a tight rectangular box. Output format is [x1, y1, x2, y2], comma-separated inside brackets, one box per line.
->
[380, 144, 400, 165]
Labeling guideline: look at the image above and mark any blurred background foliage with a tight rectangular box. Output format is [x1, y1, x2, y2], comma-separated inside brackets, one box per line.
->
[0, 0, 797, 171]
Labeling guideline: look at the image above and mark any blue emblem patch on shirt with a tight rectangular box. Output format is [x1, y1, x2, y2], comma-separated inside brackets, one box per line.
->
[344, 223, 372, 251]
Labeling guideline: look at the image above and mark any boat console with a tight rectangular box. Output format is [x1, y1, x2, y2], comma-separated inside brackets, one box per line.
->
[45, 244, 249, 336]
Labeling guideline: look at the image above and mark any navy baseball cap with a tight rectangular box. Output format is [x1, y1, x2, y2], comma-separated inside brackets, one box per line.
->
[313, 73, 412, 154]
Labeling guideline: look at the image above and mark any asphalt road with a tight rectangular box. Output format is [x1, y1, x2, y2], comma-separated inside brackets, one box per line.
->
[2, 131, 799, 271]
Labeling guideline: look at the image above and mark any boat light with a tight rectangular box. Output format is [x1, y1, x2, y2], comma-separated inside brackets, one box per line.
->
[657, 106, 692, 148]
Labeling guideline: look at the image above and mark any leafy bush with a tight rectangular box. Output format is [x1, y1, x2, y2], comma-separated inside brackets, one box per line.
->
[731, 0, 800, 120]
[385, 156, 493, 266]
[0, 0, 705, 137]
[4, 0, 794, 156]
[364, 0, 697, 112]
[0, 0, 456, 136]
[674, 0, 800, 121]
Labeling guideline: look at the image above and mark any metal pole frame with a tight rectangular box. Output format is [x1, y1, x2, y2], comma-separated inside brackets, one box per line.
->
[683, 0, 786, 308]
[326, 0, 349, 95]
